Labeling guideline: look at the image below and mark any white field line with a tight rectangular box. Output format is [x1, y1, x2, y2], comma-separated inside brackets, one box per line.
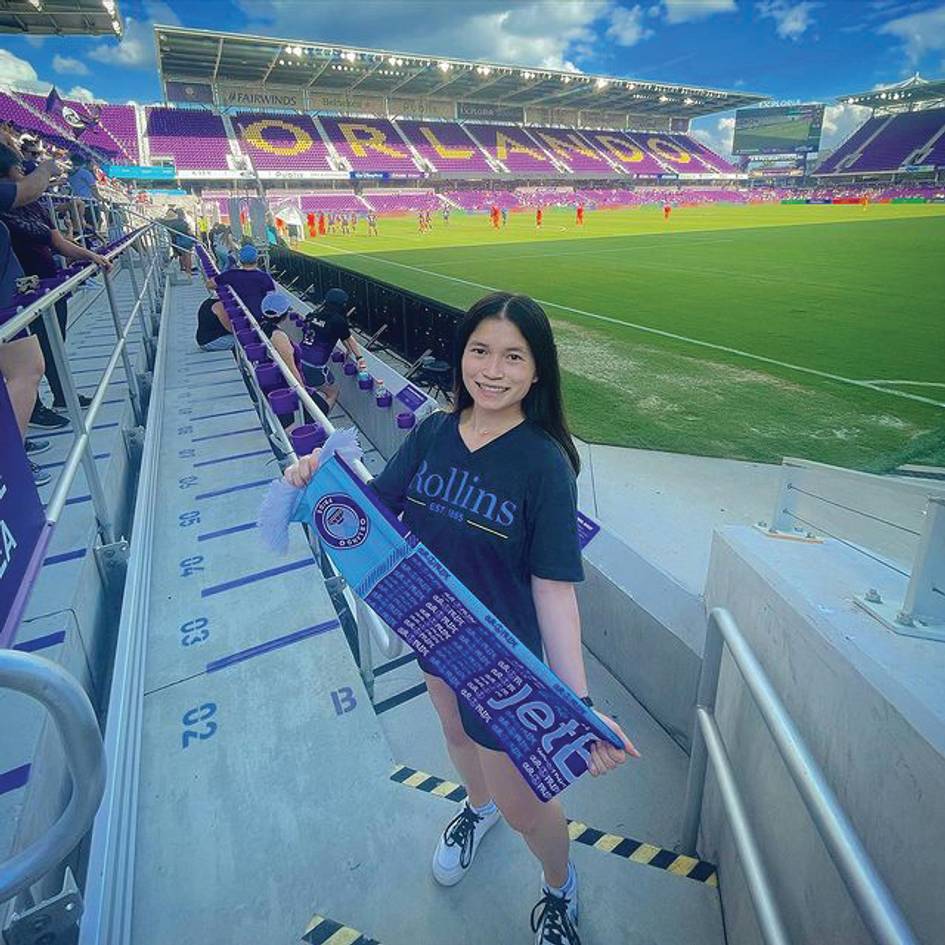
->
[315, 241, 945, 410]
[861, 380, 945, 388]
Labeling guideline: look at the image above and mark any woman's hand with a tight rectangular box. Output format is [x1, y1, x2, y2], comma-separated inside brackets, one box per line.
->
[283, 449, 321, 488]
[587, 710, 640, 777]
[91, 253, 111, 270]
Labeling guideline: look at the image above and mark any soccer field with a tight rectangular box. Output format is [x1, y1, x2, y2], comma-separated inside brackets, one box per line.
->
[296, 203, 945, 469]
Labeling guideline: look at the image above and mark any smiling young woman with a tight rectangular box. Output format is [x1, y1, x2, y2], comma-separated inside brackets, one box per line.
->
[284, 291, 637, 945]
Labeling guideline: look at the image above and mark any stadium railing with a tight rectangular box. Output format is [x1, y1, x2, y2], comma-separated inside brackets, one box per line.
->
[270, 245, 463, 365]
[0, 213, 168, 916]
[766, 458, 945, 639]
[681, 607, 920, 945]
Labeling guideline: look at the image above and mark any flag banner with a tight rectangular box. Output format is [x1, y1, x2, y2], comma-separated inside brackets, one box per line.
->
[44, 87, 63, 115]
[290, 454, 622, 801]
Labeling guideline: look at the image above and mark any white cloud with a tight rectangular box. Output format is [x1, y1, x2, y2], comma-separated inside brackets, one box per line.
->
[89, 1, 180, 69]
[691, 114, 737, 157]
[0, 49, 51, 93]
[662, 0, 736, 23]
[820, 101, 872, 152]
[757, 1, 819, 40]
[877, 3, 945, 66]
[65, 86, 98, 103]
[235, 0, 612, 71]
[607, 4, 654, 45]
[52, 54, 89, 76]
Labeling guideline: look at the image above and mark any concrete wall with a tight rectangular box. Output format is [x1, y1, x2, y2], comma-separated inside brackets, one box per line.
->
[576, 524, 706, 751]
[701, 526, 945, 945]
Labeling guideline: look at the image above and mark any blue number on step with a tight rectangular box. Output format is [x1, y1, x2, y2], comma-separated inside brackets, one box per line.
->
[180, 617, 209, 646]
[179, 407, 192, 415]
[178, 510, 200, 527]
[181, 702, 217, 748]
[178, 476, 198, 489]
[178, 448, 195, 459]
[177, 425, 193, 435]
[179, 555, 204, 577]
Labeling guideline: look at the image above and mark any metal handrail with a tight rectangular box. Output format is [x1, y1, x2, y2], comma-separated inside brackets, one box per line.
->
[0, 220, 166, 649]
[681, 607, 920, 945]
[198, 246, 404, 667]
[0, 650, 106, 904]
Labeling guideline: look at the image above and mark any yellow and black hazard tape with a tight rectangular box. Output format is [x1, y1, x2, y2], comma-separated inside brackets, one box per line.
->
[390, 764, 717, 887]
[302, 913, 381, 944]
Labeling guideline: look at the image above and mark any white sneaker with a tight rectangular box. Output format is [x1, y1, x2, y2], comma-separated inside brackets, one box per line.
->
[432, 800, 501, 886]
[533, 865, 580, 944]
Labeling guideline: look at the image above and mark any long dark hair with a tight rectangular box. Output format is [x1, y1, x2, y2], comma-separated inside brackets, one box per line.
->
[451, 292, 580, 475]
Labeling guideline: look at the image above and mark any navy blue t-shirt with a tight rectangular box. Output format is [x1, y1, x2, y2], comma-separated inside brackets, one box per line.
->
[370, 410, 583, 665]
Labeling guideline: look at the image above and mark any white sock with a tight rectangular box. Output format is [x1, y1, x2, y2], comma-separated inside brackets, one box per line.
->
[470, 798, 497, 817]
[544, 860, 576, 898]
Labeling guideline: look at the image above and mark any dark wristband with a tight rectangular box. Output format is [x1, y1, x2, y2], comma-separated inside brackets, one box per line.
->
[580, 696, 594, 708]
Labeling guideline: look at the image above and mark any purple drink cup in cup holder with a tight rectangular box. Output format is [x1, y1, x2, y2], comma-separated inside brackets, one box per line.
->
[291, 424, 328, 456]
[396, 411, 416, 430]
[268, 387, 298, 416]
[255, 362, 281, 392]
[245, 343, 270, 364]
[343, 361, 358, 377]
[376, 390, 393, 408]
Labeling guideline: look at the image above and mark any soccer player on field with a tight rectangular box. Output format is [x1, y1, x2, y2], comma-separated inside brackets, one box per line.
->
[663, 202, 672, 221]
[368, 211, 378, 236]
[501, 207, 508, 226]
[491, 204, 499, 229]
[536, 207, 543, 229]
[318, 212, 326, 236]
[576, 204, 584, 226]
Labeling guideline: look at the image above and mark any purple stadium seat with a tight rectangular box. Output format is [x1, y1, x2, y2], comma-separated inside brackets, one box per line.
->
[318, 116, 421, 174]
[579, 130, 666, 175]
[816, 117, 886, 173]
[298, 193, 366, 213]
[363, 191, 440, 213]
[848, 108, 945, 172]
[527, 127, 612, 173]
[462, 123, 553, 173]
[145, 107, 231, 170]
[395, 120, 492, 172]
[233, 112, 333, 171]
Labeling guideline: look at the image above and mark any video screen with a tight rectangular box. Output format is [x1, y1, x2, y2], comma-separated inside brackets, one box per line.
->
[732, 105, 825, 155]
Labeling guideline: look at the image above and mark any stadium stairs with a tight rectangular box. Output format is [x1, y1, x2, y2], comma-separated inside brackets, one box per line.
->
[64, 246, 724, 945]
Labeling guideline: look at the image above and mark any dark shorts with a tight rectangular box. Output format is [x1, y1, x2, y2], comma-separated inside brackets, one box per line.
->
[300, 361, 335, 389]
[417, 639, 544, 752]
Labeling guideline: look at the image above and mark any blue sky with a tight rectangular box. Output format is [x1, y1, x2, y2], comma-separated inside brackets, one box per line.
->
[2, 0, 944, 155]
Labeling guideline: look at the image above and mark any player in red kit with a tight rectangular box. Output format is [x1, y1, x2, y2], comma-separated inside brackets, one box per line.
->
[536, 207, 543, 229]
[663, 202, 672, 220]
[576, 204, 584, 226]
[318, 212, 326, 236]
[491, 204, 499, 229]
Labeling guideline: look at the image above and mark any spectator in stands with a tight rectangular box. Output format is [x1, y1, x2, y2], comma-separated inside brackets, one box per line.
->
[67, 153, 102, 234]
[0, 144, 65, 485]
[18, 137, 42, 174]
[165, 207, 196, 276]
[210, 224, 237, 272]
[204, 243, 273, 329]
[1, 146, 111, 429]
[284, 292, 637, 945]
[295, 287, 364, 409]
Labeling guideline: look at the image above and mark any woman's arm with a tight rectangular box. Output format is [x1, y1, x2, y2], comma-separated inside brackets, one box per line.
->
[49, 229, 110, 268]
[532, 574, 640, 773]
[531, 577, 589, 698]
[271, 329, 305, 386]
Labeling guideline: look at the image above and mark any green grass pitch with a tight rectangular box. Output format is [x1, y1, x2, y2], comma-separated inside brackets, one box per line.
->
[296, 203, 945, 470]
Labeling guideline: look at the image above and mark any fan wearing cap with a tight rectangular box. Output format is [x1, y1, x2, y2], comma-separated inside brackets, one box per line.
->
[204, 243, 275, 334]
[298, 287, 365, 409]
[258, 289, 306, 386]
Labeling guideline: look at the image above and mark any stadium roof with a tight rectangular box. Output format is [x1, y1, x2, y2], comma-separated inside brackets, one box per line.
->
[155, 25, 766, 118]
[0, 0, 122, 35]
[840, 74, 945, 110]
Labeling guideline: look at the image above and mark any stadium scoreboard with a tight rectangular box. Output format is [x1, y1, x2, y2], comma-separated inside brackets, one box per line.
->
[732, 104, 825, 155]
